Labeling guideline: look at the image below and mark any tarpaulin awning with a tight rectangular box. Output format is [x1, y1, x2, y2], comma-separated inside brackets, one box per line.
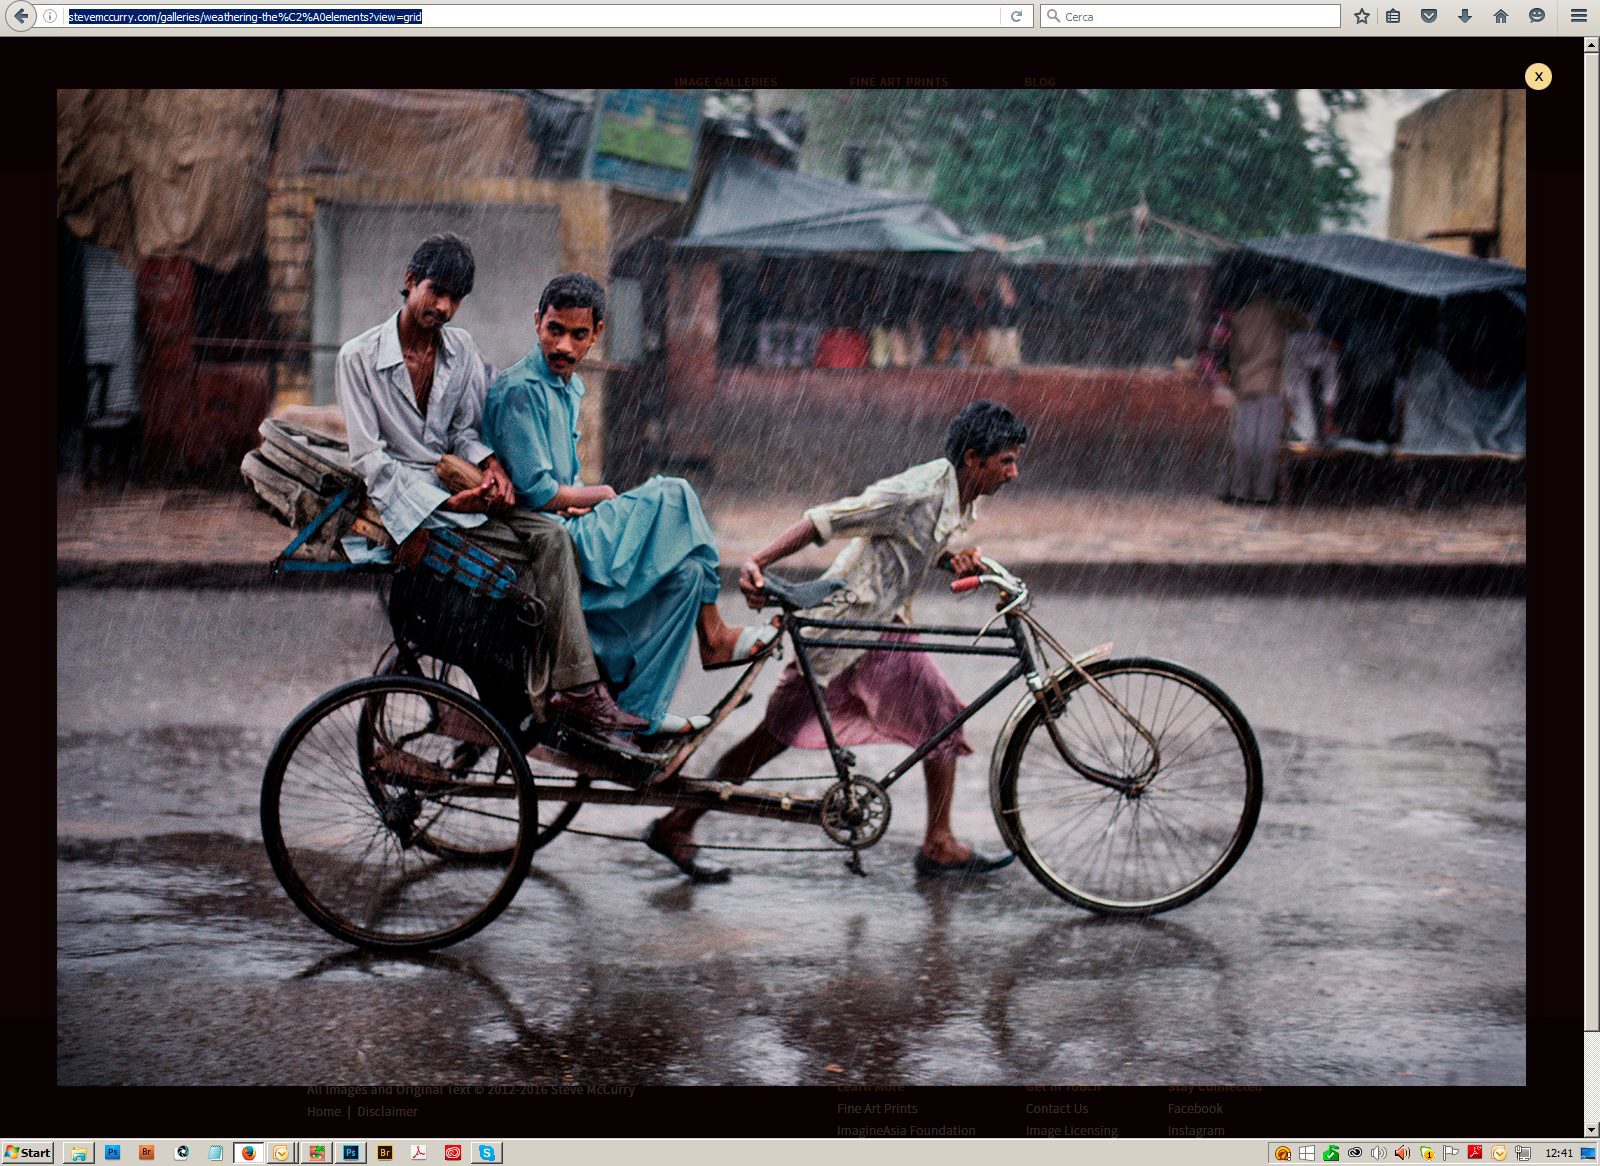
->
[1216, 233, 1526, 459]
[1212, 232, 1526, 362]
[58, 89, 277, 273]
[1236, 233, 1525, 301]
[57, 88, 541, 273]
[273, 89, 536, 179]
[681, 156, 995, 256]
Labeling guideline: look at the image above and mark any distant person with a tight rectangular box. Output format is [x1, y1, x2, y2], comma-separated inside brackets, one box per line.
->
[642, 400, 1029, 883]
[1221, 293, 1308, 504]
[1282, 326, 1341, 443]
[482, 273, 777, 736]
[335, 233, 648, 753]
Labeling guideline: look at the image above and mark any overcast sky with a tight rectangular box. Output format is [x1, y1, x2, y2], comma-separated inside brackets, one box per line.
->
[1313, 88, 1451, 235]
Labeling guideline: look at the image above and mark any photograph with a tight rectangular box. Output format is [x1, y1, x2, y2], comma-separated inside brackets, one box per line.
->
[52, 80, 1540, 1118]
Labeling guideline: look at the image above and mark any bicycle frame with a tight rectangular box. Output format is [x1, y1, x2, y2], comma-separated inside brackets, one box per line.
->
[533, 591, 1140, 825]
[781, 610, 1035, 790]
[528, 608, 1044, 831]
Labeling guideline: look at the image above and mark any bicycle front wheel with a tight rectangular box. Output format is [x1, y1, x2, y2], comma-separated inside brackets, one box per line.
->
[992, 657, 1261, 915]
[263, 675, 537, 951]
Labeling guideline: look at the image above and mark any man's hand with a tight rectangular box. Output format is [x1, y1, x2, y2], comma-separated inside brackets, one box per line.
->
[478, 456, 516, 511]
[441, 483, 495, 514]
[738, 558, 767, 609]
[542, 482, 617, 515]
[946, 547, 984, 577]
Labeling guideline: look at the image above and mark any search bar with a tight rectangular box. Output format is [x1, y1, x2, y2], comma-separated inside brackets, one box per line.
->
[1040, 3, 1338, 23]
[44, 3, 1037, 24]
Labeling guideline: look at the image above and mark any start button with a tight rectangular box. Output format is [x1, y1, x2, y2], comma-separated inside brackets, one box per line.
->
[3, 1148, 56, 1165]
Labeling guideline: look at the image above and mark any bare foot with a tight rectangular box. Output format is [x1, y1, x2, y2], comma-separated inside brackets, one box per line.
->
[920, 836, 975, 864]
[698, 623, 743, 667]
[644, 816, 731, 882]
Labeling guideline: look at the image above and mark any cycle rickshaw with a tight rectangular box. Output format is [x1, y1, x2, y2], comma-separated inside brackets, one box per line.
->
[250, 426, 1262, 953]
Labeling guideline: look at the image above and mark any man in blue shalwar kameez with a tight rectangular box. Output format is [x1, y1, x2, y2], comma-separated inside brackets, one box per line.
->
[483, 274, 776, 736]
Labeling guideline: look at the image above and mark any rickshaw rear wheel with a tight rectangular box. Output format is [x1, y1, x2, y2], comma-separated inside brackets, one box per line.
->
[263, 675, 537, 951]
[371, 645, 586, 854]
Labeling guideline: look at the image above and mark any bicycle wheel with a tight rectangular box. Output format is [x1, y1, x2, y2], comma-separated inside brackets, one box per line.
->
[992, 657, 1261, 915]
[263, 675, 537, 951]
[371, 646, 586, 853]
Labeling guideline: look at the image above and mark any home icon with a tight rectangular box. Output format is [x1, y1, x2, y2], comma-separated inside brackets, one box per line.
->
[1493, 7, 1507, 17]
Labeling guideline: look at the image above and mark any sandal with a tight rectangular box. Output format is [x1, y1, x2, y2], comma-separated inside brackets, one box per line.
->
[655, 712, 713, 735]
[702, 622, 780, 671]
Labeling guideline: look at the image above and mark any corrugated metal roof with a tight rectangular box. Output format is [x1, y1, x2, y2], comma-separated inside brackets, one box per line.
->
[682, 156, 991, 255]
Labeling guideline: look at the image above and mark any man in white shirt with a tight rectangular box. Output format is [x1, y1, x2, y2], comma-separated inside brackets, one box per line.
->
[644, 400, 1029, 882]
[335, 233, 647, 748]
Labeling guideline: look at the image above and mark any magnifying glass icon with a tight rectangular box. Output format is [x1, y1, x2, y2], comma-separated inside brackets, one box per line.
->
[1045, 7, 1058, 19]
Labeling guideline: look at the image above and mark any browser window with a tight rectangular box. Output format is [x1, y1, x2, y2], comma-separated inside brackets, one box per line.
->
[18, 4, 1597, 1161]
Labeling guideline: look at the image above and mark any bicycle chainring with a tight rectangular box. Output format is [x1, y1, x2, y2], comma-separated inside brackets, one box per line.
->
[818, 776, 891, 849]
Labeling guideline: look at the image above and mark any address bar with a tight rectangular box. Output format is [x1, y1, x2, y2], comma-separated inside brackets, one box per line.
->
[46, 3, 1038, 25]
[429, 4, 1033, 23]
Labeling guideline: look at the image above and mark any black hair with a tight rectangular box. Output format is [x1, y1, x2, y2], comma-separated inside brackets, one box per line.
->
[944, 400, 1029, 466]
[403, 233, 475, 300]
[537, 272, 606, 326]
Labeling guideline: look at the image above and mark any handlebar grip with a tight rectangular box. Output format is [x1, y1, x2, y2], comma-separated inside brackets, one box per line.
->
[950, 576, 982, 593]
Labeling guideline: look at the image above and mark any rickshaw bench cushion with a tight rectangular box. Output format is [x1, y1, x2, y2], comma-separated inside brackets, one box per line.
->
[386, 528, 543, 697]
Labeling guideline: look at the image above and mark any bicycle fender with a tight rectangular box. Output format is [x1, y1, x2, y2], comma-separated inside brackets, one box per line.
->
[986, 648, 1124, 851]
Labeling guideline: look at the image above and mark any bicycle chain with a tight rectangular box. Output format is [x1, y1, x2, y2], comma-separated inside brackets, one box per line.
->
[559, 824, 838, 852]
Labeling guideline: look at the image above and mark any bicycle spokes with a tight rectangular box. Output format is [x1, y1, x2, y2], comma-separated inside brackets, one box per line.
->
[1021, 613, 1161, 789]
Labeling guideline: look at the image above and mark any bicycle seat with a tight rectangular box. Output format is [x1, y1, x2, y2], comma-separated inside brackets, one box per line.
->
[759, 572, 846, 612]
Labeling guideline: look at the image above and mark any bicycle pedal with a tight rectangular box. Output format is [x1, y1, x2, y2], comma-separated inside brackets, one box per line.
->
[545, 722, 670, 774]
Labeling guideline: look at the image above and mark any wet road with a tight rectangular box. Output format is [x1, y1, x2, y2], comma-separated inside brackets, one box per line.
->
[57, 585, 1525, 1087]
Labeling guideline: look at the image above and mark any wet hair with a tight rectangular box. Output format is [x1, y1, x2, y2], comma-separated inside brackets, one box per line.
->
[403, 233, 475, 300]
[537, 273, 606, 327]
[944, 400, 1029, 466]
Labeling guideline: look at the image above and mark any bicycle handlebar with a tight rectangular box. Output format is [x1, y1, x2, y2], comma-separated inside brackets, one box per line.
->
[949, 556, 1027, 597]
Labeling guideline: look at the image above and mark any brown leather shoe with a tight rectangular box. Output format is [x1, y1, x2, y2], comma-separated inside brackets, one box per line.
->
[548, 683, 650, 734]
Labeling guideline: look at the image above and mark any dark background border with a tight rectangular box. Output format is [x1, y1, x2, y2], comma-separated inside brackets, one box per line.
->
[24, 34, 1587, 1139]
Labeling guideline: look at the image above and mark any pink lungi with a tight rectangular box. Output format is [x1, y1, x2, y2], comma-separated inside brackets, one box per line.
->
[763, 632, 973, 762]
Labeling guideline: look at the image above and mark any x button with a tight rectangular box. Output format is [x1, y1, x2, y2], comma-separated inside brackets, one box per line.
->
[1524, 62, 1550, 88]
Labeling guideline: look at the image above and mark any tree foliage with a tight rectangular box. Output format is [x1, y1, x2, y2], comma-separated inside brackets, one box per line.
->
[792, 89, 1369, 251]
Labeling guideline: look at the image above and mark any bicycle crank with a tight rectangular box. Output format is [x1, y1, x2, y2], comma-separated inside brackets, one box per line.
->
[819, 776, 891, 852]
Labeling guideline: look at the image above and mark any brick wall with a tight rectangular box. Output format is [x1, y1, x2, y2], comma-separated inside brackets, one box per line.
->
[667, 364, 1228, 505]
